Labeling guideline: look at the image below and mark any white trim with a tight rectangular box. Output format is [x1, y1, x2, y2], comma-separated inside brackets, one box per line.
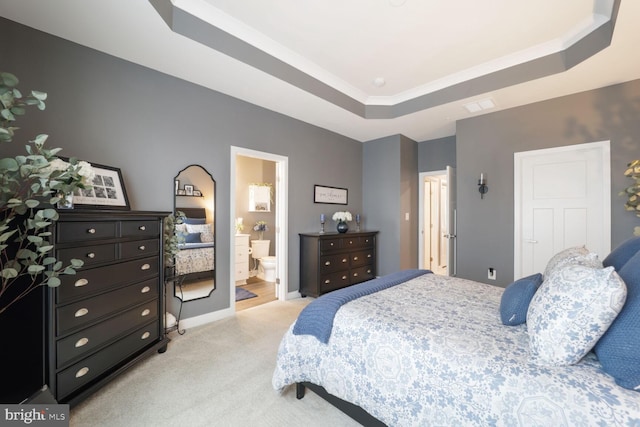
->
[230, 146, 289, 311]
[513, 140, 611, 278]
[178, 307, 234, 330]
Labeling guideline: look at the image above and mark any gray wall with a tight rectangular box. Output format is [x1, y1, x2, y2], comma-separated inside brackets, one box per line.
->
[363, 134, 419, 275]
[1, 18, 363, 320]
[418, 135, 457, 172]
[455, 80, 640, 286]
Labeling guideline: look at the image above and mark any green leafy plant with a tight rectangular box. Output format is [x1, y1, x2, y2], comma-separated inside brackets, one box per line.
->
[163, 211, 185, 269]
[621, 159, 640, 236]
[0, 72, 94, 315]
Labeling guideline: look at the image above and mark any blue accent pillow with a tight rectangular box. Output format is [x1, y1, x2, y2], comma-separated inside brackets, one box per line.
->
[603, 236, 640, 271]
[595, 250, 640, 391]
[500, 273, 543, 326]
[183, 217, 206, 225]
[184, 232, 202, 243]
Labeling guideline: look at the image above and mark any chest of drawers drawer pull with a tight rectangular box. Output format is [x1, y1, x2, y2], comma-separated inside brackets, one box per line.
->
[87, 252, 95, 259]
[348, 240, 355, 245]
[367, 254, 372, 258]
[87, 228, 96, 234]
[342, 275, 348, 280]
[141, 331, 151, 340]
[141, 286, 151, 293]
[367, 269, 372, 274]
[75, 278, 89, 287]
[75, 367, 89, 378]
[74, 308, 89, 318]
[353, 256, 359, 261]
[342, 258, 348, 263]
[353, 272, 359, 277]
[141, 309, 151, 317]
[324, 279, 331, 284]
[141, 263, 151, 270]
[75, 338, 89, 348]
[324, 261, 331, 266]
[139, 245, 146, 251]
[139, 225, 146, 231]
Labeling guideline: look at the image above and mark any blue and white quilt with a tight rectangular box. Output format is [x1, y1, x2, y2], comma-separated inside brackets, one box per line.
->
[272, 273, 640, 426]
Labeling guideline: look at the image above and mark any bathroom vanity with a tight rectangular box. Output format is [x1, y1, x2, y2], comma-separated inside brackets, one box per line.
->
[299, 231, 378, 298]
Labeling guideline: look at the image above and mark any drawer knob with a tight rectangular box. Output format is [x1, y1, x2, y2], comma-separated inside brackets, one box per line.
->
[75, 367, 89, 378]
[141, 309, 151, 316]
[87, 252, 95, 259]
[141, 286, 151, 293]
[353, 273, 359, 277]
[342, 258, 348, 263]
[324, 261, 331, 266]
[87, 228, 96, 234]
[141, 263, 151, 270]
[74, 308, 89, 317]
[349, 240, 354, 245]
[342, 275, 347, 280]
[367, 254, 372, 258]
[141, 331, 151, 340]
[74, 278, 89, 287]
[324, 279, 330, 284]
[139, 245, 146, 251]
[367, 269, 372, 274]
[330, 242, 334, 246]
[353, 256, 359, 261]
[75, 337, 89, 348]
[139, 225, 146, 231]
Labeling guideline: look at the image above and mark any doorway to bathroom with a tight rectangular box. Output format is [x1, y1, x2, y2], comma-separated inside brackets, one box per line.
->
[230, 147, 288, 312]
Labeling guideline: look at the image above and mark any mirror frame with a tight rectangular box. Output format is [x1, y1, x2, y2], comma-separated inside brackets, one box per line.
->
[173, 164, 216, 301]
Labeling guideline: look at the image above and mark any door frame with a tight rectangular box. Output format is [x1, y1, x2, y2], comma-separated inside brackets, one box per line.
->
[418, 170, 446, 270]
[513, 140, 611, 278]
[230, 146, 289, 311]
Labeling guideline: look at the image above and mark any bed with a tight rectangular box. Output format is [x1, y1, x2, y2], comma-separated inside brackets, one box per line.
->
[273, 239, 640, 426]
[174, 207, 215, 281]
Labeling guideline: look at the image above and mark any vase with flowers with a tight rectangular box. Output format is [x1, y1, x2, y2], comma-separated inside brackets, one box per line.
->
[253, 220, 269, 240]
[43, 157, 95, 209]
[332, 211, 352, 233]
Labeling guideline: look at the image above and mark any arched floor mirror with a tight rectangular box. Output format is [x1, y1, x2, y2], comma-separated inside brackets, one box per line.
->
[173, 164, 215, 301]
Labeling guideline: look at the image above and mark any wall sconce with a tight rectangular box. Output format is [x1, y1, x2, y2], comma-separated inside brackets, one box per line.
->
[478, 173, 488, 199]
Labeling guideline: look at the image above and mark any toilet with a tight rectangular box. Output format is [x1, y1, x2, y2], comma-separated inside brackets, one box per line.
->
[251, 240, 277, 282]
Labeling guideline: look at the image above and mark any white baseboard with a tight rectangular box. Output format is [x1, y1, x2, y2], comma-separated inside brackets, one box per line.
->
[178, 307, 234, 330]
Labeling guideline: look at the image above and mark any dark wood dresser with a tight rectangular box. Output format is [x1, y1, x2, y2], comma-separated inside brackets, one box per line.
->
[47, 210, 170, 405]
[299, 231, 378, 298]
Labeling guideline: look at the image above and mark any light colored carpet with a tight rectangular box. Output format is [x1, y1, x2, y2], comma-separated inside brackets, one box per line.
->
[70, 298, 360, 427]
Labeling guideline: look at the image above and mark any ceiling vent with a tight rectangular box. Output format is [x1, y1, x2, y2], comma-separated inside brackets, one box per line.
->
[464, 98, 496, 113]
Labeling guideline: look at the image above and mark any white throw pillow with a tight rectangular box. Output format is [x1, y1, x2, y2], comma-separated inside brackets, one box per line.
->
[186, 223, 214, 243]
[527, 265, 627, 366]
[543, 246, 601, 279]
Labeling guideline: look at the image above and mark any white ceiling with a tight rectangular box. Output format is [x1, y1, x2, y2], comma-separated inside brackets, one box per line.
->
[1, 0, 639, 142]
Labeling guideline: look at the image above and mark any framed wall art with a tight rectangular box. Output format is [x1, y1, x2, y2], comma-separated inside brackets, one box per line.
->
[72, 161, 130, 210]
[314, 185, 348, 205]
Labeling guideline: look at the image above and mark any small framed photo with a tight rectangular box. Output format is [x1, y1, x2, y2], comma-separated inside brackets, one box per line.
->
[193, 190, 202, 197]
[184, 185, 194, 196]
[314, 184, 348, 205]
[66, 159, 130, 210]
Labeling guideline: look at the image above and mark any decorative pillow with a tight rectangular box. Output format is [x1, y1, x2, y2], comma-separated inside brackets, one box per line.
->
[543, 246, 602, 279]
[500, 273, 543, 326]
[186, 223, 213, 243]
[595, 250, 640, 391]
[603, 236, 640, 271]
[184, 232, 202, 244]
[527, 265, 627, 366]
[183, 217, 206, 225]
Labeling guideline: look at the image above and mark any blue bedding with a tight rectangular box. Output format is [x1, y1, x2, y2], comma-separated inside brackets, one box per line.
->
[292, 269, 430, 343]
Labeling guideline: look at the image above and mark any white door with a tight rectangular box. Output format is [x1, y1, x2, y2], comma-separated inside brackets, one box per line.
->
[514, 141, 610, 279]
[445, 166, 457, 276]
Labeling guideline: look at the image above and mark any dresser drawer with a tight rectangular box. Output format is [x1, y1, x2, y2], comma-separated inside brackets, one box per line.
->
[56, 300, 159, 368]
[57, 257, 159, 303]
[351, 250, 374, 267]
[121, 239, 159, 259]
[320, 238, 342, 252]
[319, 270, 350, 293]
[56, 320, 159, 400]
[351, 265, 375, 284]
[57, 279, 159, 335]
[57, 221, 117, 243]
[320, 253, 350, 274]
[57, 243, 118, 267]
[121, 220, 159, 238]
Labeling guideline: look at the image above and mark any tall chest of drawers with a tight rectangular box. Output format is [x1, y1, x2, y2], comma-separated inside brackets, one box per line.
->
[47, 210, 170, 405]
[299, 231, 378, 298]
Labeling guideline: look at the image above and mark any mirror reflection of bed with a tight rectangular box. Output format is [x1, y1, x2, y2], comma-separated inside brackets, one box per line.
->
[173, 164, 215, 302]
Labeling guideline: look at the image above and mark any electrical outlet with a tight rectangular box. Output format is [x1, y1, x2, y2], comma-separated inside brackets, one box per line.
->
[488, 268, 497, 280]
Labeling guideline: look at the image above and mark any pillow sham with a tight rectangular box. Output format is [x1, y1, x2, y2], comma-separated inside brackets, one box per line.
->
[527, 265, 627, 366]
[184, 232, 202, 244]
[543, 246, 601, 279]
[603, 236, 640, 271]
[183, 217, 206, 225]
[595, 250, 640, 391]
[500, 273, 543, 326]
[186, 223, 213, 243]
